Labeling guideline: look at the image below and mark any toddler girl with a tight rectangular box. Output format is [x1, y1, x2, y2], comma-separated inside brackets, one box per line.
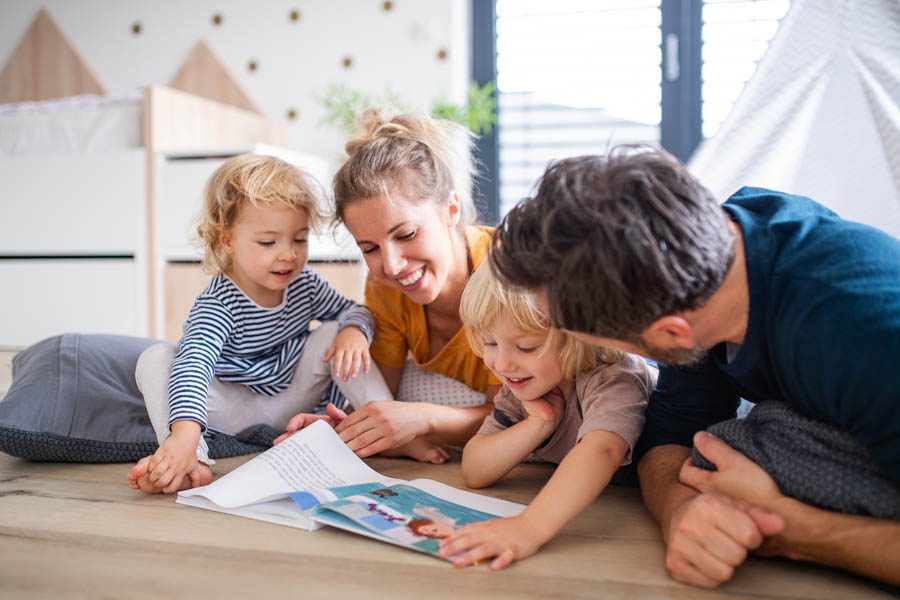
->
[128, 154, 391, 494]
[438, 261, 656, 568]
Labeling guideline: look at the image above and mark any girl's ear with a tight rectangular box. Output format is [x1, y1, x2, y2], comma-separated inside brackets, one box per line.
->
[445, 191, 462, 227]
[219, 228, 235, 255]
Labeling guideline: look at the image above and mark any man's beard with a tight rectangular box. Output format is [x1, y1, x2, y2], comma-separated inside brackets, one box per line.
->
[637, 340, 709, 367]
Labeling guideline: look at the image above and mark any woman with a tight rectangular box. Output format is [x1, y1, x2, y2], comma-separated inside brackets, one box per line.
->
[326, 107, 501, 461]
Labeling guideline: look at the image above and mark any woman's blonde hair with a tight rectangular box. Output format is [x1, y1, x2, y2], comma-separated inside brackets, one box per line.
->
[332, 106, 477, 228]
[460, 261, 623, 379]
[196, 154, 325, 274]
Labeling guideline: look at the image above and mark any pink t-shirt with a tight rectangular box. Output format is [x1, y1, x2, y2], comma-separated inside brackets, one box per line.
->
[477, 353, 656, 465]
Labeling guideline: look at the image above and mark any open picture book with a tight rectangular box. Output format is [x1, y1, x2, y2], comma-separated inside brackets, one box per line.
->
[177, 420, 524, 559]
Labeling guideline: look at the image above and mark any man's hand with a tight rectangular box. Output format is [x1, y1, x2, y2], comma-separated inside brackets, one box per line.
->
[662, 432, 786, 587]
[679, 431, 783, 506]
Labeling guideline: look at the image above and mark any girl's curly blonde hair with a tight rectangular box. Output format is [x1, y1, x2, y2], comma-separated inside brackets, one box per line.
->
[195, 154, 325, 274]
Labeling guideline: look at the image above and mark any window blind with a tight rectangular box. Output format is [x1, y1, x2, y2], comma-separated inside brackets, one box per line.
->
[496, 0, 663, 215]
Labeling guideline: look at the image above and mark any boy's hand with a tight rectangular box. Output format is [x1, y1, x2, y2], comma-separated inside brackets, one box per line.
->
[324, 326, 371, 381]
[148, 420, 203, 494]
[438, 515, 548, 570]
[521, 386, 565, 429]
[274, 403, 348, 444]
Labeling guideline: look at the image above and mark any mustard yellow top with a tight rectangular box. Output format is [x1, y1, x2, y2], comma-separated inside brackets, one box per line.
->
[364, 225, 500, 393]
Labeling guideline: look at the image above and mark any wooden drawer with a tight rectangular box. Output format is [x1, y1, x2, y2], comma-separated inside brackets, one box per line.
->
[0, 259, 145, 349]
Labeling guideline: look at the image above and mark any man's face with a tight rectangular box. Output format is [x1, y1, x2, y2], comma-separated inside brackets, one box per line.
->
[536, 289, 708, 366]
[566, 329, 708, 367]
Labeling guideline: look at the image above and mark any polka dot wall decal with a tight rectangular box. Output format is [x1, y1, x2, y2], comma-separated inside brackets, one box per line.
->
[382, 1, 394, 11]
[287, 108, 298, 121]
[342, 56, 353, 69]
[212, 13, 223, 26]
[289, 9, 301, 22]
[437, 48, 448, 61]
[248, 60, 259, 72]
[131, 22, 142, 35]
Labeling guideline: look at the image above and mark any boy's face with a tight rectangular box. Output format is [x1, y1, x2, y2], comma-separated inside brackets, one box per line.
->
[342, 191, 462, 307]
[221, 202, 310, 307]
[481, 317, 565, 403]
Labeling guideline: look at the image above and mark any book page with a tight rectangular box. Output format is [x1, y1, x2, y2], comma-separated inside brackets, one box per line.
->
[406, 479, 524, 518]
[177, 420, 396, 509]
[309, 482, 525, 558]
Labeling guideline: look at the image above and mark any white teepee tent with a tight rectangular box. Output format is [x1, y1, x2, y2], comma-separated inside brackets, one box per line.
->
[688, 0, 900, 238]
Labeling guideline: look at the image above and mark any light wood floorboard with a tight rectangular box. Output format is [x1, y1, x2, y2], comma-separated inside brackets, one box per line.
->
[0, 351, 891, 598]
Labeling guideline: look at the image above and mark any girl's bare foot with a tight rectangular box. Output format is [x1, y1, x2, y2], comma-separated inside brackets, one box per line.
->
[392, 437, 450, 464]
[127, 458, 213, 494]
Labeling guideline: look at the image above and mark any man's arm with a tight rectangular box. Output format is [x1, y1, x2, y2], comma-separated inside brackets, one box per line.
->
[638, 443, 785, 588]
[680, 431, 900, 586]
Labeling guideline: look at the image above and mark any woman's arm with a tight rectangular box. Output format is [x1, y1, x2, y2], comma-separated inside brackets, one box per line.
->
[336, 400, 492, 456]
[439, 430, 628, 569]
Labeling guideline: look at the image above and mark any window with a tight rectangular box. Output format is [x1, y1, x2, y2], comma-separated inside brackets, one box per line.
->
[495, 0, 662, 215]
[478, 0, 792, 219]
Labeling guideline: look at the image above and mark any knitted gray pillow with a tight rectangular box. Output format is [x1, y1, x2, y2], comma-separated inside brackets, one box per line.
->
[0, 334, 270, 463]
[692, 401, 900, 519]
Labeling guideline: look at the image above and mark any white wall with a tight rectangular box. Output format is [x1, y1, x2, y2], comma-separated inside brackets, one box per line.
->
[0, 0, 470, 161]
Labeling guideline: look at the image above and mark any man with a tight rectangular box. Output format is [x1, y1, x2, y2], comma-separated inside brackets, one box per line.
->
[489, 146, 900, 588]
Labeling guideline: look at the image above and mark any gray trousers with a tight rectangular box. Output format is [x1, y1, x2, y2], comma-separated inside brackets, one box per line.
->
[136, 322, 392, 465]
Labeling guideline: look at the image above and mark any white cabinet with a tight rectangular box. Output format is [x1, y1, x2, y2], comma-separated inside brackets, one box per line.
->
[0, 259, 145, 348]
[0, 150, 148, 348]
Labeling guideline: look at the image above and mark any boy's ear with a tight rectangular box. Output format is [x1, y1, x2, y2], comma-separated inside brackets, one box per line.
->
[643, 315, 696, 348]
[446, 191, 461, 227]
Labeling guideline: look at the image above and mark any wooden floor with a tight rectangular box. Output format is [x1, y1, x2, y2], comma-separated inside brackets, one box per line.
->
[0, 352, 891, 599]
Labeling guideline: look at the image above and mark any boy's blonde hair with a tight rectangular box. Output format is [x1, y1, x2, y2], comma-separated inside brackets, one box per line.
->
[460, 261, 623, 379]
[332, 106, 477, 229]
[196, 154, 325, 274]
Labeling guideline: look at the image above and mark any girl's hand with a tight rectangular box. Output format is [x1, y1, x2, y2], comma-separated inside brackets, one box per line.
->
[438, 515, 548, 570]
[274, 403, 348, 444]
[335, 401, 430, 457]
[521, 386, 566, 429]
[148, 421, 203, 494]
[324, 326, 371, 381]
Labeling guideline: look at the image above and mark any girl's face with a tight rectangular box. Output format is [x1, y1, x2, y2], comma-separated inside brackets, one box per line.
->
[220, 202, 310, 307]
[481, 317, 565, 403]
[343, 192, 464, 306]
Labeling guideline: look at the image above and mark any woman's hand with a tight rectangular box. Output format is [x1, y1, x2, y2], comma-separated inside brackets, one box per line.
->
[324, 326, 371, 381]
[274, 403, 348, 444]
[334, 401, 431, 457]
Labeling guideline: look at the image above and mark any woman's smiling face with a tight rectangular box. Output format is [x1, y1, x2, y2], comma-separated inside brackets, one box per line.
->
[343, 191, 463, 306]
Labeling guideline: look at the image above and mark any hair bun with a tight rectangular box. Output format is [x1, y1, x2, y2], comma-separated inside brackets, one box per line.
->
[346, 105, 428, 158]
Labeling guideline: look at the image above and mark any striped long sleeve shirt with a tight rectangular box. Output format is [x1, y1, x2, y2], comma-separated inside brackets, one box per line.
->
[167, 268, 373, 430]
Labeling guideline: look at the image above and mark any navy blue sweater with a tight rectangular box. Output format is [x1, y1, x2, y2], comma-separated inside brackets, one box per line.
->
[636, 187, 900, 483]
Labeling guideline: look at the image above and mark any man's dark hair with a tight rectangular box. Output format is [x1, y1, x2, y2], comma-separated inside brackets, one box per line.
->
[490, 145, 735, 339]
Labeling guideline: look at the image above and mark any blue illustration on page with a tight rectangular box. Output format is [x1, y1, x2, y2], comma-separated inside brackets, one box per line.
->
[288, 483, 500, 556]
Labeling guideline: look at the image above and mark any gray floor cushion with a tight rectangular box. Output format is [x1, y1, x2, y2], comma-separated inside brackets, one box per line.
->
[0, 334, 271, 463]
